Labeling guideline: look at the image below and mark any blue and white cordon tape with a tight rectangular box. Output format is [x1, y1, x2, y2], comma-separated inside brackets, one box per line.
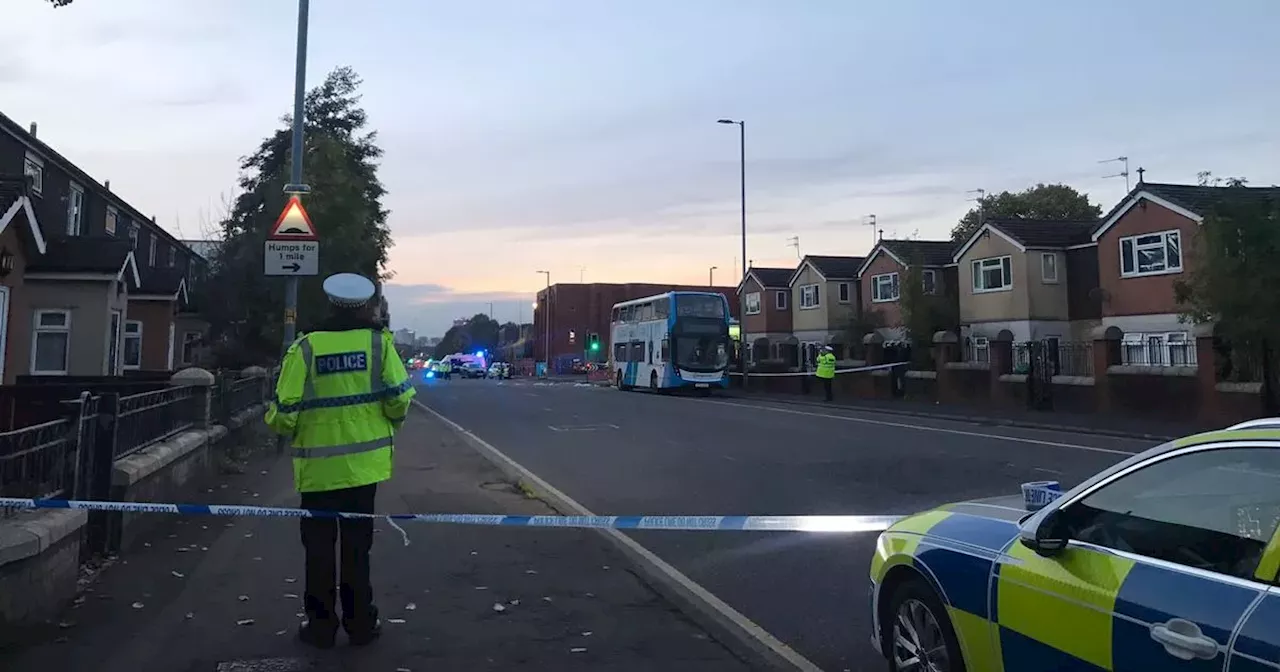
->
[728, 361, 909, 377]
[0, 497, 903, 534]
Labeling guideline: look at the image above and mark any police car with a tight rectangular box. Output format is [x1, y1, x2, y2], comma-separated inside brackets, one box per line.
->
[869, 418, 1280, 671]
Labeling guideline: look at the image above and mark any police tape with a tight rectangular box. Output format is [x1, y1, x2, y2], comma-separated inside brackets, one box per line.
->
[0, 497, 904, 533]
[728, 361, 909, 377]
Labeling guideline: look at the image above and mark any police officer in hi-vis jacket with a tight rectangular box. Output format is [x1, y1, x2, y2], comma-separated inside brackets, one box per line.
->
[265, 273, 416, 648]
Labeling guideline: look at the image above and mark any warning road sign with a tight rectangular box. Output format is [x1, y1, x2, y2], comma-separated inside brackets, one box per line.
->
[268, 196, 318, 240]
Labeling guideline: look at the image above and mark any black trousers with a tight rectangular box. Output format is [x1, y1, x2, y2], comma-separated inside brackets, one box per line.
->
[821, 377, 833, 401]
[299, 483, 378, 630]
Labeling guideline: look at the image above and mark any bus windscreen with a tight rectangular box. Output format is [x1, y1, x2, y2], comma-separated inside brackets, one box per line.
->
[675, 294, 725, 318]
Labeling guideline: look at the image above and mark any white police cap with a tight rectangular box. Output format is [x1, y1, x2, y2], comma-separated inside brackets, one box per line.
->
[323, 273, 376, 308]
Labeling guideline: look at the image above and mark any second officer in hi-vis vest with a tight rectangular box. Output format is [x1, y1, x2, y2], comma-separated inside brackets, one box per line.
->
[265, 273, 416, 648]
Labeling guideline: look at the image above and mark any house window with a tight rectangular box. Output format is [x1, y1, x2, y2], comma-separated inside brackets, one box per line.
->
[1120, 230, 1182, 277]
[106, 206, 118, 236]
[1041, 252, 1059, 283]
[799, 284, 820, 309]
[967, 335, 990, 363]
[67, 183, 84, 235]
[1121, 331, 1197, 367]
[838, 282, 851, 303]
[23, 153, 43, 196]
[128, 223, 139, 250]
[871, 273, 899, 303]
[167, 245, 176, 268]
[775, 290, 788, 310]
[922, 269, 937, 295]
[972, 255, 1013, 292]
[744, 292, 761, 315]
[181, 331, 201, 365]
[31, 310, 71, 375]
[123, 320, 143, 369]
[148, 236, 157, 266]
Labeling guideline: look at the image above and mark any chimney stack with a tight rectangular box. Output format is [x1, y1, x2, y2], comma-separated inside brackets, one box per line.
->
[28, 122, 37, 138]
[105, 180, 111, 191]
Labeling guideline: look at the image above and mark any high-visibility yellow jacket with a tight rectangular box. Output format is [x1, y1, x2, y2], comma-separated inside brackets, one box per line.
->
[265, 328, 416, 493]
[815, 352, 837, 379]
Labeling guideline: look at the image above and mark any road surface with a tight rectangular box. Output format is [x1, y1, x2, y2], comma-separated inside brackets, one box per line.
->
[415, 377, 1160, 671]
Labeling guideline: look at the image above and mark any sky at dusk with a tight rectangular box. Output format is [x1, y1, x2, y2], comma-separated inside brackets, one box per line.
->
[4, 0, 1280, 335]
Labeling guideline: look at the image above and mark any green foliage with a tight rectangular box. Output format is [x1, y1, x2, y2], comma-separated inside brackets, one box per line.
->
[951, 183, 1102, 243]
[433, 314, 506, 359]
[844, 308, 886, 357]
[202, 67, 393, 360]
[899, 259, 958, 348]
[46, 0, 73, 6]
[1174, 182, 1280, 363]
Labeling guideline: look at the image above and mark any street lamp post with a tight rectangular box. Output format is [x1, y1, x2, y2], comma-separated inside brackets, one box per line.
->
[708, 266, 717, 287]
[280, 0, 312, 353]
[537, 270, 551, 375]
[717, 118, 747, 386]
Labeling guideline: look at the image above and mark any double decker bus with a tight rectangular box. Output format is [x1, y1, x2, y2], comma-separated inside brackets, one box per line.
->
[609, 291, 731, 391]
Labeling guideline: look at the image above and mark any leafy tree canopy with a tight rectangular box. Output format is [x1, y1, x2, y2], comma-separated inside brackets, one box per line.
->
[951, 183, 1102, 243]
[433, 315, 512, 360]
[899, 259, 958, 349]
[202, 67, 393, 361]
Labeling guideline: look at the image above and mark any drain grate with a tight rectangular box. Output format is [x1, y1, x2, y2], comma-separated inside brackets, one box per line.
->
[215, 658, 314, 672]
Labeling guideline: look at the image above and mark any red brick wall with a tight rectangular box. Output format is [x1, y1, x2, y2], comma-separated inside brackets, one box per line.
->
[860, 252, 904, 327]
[738, 278, 792, 334]
[1097, 199, 1199, 318]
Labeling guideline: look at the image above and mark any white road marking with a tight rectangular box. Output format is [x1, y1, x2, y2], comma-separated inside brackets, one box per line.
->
[412, 399, 823, 672]
[697, 398, 1141, 456]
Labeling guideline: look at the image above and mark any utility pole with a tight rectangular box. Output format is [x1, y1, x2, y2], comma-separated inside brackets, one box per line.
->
[536, 271, 551, 374]
[280, 0, 312, 353]
[1100, 156, 1130, 191]
[717, 118, 748, 387]
[708, 266, 717, 287]
[578, 266, 586, 283]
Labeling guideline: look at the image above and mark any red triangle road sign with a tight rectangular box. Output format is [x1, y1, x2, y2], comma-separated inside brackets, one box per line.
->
[268, 196, 318, 240]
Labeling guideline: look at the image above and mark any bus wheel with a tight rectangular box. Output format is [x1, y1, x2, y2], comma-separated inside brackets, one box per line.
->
[649, 371, 658, 391]
[616, 370, 629, 391]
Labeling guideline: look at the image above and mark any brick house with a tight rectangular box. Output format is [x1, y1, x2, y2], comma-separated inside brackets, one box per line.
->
[951, 219, 1102, 361]
[736, 266, 794, 364]
[0, 111, 209, 375]
[855, 239, 957, 341]
[0, 177, 48, 383]
[788, 255, 864, 361]
[1091, 182, 1280, 366]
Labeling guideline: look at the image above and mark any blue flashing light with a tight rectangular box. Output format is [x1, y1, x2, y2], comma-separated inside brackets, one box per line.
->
[425, 371, 435, 379]
[475, 350, 485, 358]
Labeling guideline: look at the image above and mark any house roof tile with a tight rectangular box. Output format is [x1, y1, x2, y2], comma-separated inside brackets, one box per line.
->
[985, 218, 1098, 248]
[28, 235, 133, 275]
[880, 239, 956, 266]
[805, 255, 865, 279]
[749, 267, 794, 288]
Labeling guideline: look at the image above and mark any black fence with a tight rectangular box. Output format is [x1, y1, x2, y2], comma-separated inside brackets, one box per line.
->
[0, 374, 269, 504]
[1121, 340, 1198, 368]
[1013, 341, 1095, 377]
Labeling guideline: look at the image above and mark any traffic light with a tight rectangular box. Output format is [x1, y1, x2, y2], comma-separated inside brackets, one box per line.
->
[588, 333, 600, 352]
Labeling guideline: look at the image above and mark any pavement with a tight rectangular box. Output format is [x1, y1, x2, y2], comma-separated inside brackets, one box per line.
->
[0, 409, 754, 672]
[412, 376, 1167, 671]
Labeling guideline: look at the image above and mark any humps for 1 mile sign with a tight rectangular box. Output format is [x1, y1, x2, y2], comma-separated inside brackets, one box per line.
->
[265, 240, 319, 276]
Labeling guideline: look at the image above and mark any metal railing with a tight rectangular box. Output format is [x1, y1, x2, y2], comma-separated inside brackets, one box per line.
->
[1013, 341, 1094, 377]
[0, 419, 74, 505]
[1121, 341, 1198, 368]
[964, 341, 990, 364]
[114, 386, 198, 458]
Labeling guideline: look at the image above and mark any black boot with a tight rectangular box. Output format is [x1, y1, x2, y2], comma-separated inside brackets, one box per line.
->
[297, 618, 338, 649]
[344, 605, 382, 646]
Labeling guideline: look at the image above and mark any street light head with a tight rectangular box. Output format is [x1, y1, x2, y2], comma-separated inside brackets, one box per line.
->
[717, 119, 738, 125]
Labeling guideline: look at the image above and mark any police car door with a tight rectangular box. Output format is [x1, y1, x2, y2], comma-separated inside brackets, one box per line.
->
[1000, 442, 1278, 671]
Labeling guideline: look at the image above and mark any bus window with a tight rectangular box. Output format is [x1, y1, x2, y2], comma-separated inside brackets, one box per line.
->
[611, 307, 620, 322]
[614, 342, 628, 362]
[660, 338, 670, 362]
[640, 303, 652, 321]
[654, 297, 670, 318]
[630, 341, 646, 362]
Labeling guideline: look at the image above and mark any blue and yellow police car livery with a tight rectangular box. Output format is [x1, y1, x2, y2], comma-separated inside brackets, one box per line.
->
[869, 420, 1280, 671]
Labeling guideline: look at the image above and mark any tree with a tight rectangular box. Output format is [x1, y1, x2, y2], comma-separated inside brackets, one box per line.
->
[899, 258, 959, 357]
[202, 67, 393, 362]
[1174, 180, 1280, 408]
[433, 314, 502, 359]
[951, 183, 1102, 243]
[46, 0, 74, 6]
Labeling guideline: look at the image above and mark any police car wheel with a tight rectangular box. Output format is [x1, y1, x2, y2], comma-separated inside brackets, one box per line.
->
[885, 579, 965, 672]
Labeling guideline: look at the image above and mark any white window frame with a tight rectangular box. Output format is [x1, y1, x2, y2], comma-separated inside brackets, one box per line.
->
[128, 223, 139, 250]
[67, 182, 84, 236]
[166, 245, 176, 268]
[969, 335, 990, 363]
[837, 282, 851, 303]
[30, 309, 72, 376]
[972, 255, 1013, 293]
[23, 153, 44, 196]
[123, 320, 143, 370]
[148, 235, 157, 266]
[1119, 230, 1183, 278]
[744, 291, 761, 315]
[181, 331, 201, 365]
[799, 284, 820, 310]
[1041, 252, 1059, 283]
[775, 290, 788, 310]
[105, 205, 118, 236]
[922, 269, 938, 295]
[871, 272, 899, 303]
